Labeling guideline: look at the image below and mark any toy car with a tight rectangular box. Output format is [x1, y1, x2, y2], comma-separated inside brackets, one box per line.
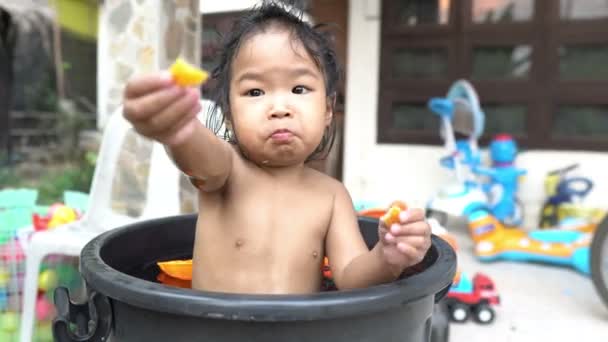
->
[444, 272, 499, 324]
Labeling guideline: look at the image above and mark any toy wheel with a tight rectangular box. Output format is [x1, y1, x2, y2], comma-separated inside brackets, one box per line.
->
[591, 215, 608, 310]
[472, 304, 495, 324]
[448, 302, 469, 323]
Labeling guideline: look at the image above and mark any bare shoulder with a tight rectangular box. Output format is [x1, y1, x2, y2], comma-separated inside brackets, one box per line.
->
[303, 167, 340, 188]
[225, 144, 253, 177]
[303, 168, 352, 202]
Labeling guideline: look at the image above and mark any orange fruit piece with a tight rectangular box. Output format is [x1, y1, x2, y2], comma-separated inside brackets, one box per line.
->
[157, 259, 193, 280]
[389, 200, 407, 211]
[169, 58, 209, 87]
[358, 201, 408, 220]
[357, 208, 386, 219]
[157, 272, 192, 289]
[381, 206, 402, 227]
[322, 257, 332, 279]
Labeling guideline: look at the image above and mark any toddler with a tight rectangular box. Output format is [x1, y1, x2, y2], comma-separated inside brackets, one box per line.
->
[123, 1, 431, 294]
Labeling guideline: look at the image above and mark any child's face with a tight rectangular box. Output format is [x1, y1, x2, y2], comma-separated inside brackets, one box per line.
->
[228, 28, 332, 167]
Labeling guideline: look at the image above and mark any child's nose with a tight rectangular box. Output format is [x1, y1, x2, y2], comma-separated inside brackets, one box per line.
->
[269, 99, 292, 119]
[270, 110, 291, 119]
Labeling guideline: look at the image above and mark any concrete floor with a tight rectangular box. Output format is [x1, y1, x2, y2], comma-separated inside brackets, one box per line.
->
[446, 221, 608, 342]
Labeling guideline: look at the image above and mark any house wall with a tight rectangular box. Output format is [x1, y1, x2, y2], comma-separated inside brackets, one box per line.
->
[97, 0, 201, 128]
[343, 0, 608, 228]
[202, 0, 261, 14]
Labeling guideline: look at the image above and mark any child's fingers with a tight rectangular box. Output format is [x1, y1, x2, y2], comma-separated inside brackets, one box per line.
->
[135, 88, 199, 138]
[378, 225, 396, 244]
[399, 208, 425, 224]
[124, 86, 185, 122]
[396, 242, 419, 259]
[124, 72, 174, 99]
[384, 232, 396, 243]
[390, 221, 430, 237]
[148, 88, 200, 133]
[378, 226, 394, 245]
[396, 240, 426, 264]
[159, 103, 202, 146]
[395, 235, 429, 252]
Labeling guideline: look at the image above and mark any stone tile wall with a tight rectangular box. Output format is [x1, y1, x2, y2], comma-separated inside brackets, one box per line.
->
[98, 0, 201, 215]
[99, 0, 201, 127]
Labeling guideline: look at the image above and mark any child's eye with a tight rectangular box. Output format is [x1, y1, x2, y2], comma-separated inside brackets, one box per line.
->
[292, 86, 310, 94]
[247, 89, 264, 97]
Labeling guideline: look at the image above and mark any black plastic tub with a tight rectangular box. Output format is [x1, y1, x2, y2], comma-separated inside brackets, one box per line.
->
[53, 215, 456, 342]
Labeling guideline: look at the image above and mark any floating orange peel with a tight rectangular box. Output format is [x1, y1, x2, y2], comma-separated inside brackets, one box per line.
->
[157, 259, 193, 280]
[169, 58, 209, 87]
[156, 272, 191, 289]
[157, 257, 336, 287]
[322, 257, 332, 279]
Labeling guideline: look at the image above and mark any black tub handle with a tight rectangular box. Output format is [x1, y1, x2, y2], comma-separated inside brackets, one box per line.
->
[53, 287, 113, 342]
[434, 284, 452, 303]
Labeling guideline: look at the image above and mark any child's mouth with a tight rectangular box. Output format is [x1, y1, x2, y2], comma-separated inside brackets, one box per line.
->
[270, 129, 293, 142]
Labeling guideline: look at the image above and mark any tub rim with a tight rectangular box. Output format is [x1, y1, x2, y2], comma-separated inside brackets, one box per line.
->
[80, 214, 457, 321]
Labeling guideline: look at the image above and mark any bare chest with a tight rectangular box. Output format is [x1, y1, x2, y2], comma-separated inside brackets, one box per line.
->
[196, 180, 333, 262]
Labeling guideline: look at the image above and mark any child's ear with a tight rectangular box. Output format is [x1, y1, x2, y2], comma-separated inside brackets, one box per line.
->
[224, 119, 234, 138]
[325, 96, 335, 126]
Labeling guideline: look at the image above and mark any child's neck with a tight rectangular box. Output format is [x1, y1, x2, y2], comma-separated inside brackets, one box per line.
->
[259, 161, 307, 179]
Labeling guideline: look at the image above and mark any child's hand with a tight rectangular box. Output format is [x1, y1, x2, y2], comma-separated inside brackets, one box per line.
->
[123, 72, 201, 146]
[378, 208, 432, 276]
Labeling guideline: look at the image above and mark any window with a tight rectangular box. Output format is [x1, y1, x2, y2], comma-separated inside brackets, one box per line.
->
[379, 0, 608, 151]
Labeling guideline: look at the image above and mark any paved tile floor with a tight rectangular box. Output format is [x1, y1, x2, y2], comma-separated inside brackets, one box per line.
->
[445, 221, 608, 342]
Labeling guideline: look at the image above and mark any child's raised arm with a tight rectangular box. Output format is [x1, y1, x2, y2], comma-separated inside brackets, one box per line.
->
[123, 72, 233, 192]
[325, 186, 431, 290]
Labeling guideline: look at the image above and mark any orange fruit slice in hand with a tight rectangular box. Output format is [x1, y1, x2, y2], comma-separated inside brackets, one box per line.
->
[389, 200, 407, 211]
[358, 201, 408, 225]
[170, 58, 209, 87]
[381, 205, 403, 227]
[157, 259, 193, 280]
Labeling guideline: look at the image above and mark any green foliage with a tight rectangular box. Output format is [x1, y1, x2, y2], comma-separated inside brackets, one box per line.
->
[0, 152, 96, 205]
[0, 167, 25, 188]
[38, 152, 96, 205]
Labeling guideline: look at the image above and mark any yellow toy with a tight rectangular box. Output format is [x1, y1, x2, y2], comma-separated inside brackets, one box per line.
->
[47, 206, 78, 229]
[468, 210, 592, 274]
[169, 58, 209, 87]
[0, 268, 8, 288]
[38, 270, 59, 292]
[539, 163, 605, 229]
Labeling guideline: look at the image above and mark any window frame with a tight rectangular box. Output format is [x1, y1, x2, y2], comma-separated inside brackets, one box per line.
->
[378, 0, 608, 151]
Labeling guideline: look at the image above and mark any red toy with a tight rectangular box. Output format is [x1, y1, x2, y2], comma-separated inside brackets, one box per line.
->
[32, 203, 79, 231]
[444, 272, 499, 324]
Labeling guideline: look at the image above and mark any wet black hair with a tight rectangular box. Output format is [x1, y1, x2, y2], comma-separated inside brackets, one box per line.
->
[205, 0, 341, 162]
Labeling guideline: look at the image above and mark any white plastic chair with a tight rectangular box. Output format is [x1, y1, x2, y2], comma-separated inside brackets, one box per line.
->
[19, 110, 183, 342]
